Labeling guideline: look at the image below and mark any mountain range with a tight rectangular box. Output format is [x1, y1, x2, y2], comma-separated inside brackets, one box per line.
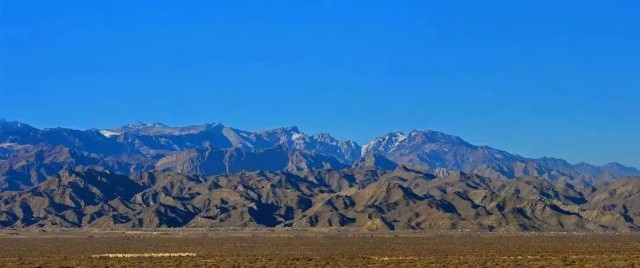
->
[2, 120, 638, 192]
[1, 120, 639, 231]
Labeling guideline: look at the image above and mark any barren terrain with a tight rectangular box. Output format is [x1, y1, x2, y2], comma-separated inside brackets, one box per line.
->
[0, 229, 638, 267]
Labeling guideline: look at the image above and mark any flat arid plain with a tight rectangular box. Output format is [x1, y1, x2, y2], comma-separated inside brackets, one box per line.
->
[1, 229, 639, 267]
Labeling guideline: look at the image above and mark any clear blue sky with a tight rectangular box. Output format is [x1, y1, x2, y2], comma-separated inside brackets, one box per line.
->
[1, 1, 639, 167]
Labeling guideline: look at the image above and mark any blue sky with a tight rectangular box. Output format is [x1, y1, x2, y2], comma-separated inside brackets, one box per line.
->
[1, 1, 639, 167]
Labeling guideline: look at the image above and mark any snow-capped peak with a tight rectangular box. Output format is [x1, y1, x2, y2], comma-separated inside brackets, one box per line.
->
[361, 132, 407, 156]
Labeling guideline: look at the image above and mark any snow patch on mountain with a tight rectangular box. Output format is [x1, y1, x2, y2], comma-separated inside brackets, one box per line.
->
[99, 130, 120, 138]
[291, 133, 306, 141]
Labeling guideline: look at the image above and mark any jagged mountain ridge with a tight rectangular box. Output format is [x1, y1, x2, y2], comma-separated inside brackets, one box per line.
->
[1, 120, 638, 191]
[0, 167, 638, 231]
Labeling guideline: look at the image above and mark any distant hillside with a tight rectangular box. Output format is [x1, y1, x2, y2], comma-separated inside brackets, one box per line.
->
[362, 131, 640, 184]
